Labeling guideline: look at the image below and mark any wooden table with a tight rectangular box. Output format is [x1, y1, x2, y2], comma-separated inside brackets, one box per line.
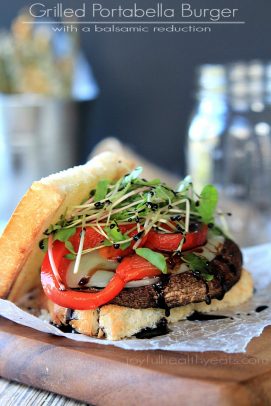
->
[0, 377, 87, 405]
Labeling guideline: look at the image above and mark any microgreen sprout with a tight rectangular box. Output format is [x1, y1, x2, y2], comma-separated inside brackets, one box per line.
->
[41, 168, 226, 272]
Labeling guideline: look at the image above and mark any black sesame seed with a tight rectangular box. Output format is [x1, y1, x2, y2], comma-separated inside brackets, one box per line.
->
[189, 222, 199, 232]
[195, 201, 200, 207]
[133, 231, 144, 241]
[94, 201, 104, 208]
[208, 223, 214, 229]
[110, 224, 116, 229]
[227, 212, 232, 216]
[39, 240, 45, 250]
[113, 244, 120, 249]
[168, 205, 173, 209]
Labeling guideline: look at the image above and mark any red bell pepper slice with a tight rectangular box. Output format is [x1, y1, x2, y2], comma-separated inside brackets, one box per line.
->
[144, 223, 208, 252]
[41, 240, 162, 310]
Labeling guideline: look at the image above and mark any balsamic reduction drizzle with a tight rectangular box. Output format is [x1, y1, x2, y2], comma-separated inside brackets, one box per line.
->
[78, 276, 90, 286]
[135, 318, 170, 339]
[65, 308, 75, 323]
[153, 275, 171, 317]
[187, 312, 229, 321]
[255, 305, 268, 313]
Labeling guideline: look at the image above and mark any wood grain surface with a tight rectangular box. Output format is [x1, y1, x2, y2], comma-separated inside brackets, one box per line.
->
[0, 316, 271, 405]
[0, 377, 87, 406]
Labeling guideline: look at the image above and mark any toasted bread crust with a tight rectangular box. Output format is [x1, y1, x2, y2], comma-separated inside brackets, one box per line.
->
[0, 152, 134, 300]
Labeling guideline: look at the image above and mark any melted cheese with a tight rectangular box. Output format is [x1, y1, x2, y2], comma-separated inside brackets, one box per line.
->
[66, 251, 117, 288]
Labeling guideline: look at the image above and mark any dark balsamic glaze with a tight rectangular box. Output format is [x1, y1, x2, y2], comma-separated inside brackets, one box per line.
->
[65, 308, 74, 323]
[214, 274, 228, 301]
[187, 312, 229, 321]
[135, 318, 170, 339]
[153, 275, 171, 317]
[205, 293, 212, 305]
[50, 322, 79, 334]
[255, 305, 269, 313]
[78, 276, 90, 286]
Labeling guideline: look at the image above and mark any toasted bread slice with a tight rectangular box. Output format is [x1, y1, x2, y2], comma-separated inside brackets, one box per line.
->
[0, 152, 134, 301]
[46, 269, 253, 340]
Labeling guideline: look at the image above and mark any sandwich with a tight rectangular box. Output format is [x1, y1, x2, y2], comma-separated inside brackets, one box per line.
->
[0, 151, 253, 340]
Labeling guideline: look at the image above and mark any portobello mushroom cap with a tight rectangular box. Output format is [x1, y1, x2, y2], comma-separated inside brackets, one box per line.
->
[108, 238, 242, 309]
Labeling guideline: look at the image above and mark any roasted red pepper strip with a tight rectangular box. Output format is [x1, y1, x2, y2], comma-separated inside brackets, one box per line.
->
[116, 255, 161, 283]
[41, 241, 162, 310]
[69, 227, 105, 251]
[144, 224, 208, 252]
[70, 224, 147, 259]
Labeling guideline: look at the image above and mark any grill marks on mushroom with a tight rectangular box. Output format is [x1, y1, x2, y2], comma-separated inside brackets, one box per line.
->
[108, 239, 242, 309]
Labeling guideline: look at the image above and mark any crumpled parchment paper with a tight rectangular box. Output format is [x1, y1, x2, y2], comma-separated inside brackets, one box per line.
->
[0, 243, 271, 352]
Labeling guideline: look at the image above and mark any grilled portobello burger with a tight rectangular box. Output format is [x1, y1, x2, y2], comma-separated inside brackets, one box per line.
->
[0, 152, 253, 340]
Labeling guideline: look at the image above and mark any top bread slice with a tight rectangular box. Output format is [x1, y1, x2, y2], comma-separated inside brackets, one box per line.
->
[0, 152, 134, 301]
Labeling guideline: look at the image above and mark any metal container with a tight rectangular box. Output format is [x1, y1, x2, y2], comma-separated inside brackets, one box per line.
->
[0, 57, 99, 225]
[187, 61, 271, 246]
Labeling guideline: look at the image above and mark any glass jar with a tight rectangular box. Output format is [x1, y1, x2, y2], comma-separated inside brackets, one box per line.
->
[187, 61, 271, 247]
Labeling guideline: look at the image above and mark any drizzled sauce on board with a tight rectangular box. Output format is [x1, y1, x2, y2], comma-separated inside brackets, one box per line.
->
[187, 312, 229, 321]
[255, 305, 268, 313]
[135, 318, 170, 339]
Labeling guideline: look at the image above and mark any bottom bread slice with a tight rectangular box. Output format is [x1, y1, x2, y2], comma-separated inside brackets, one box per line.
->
[45, 268, 253, 340]
[99, 269, 253, 340]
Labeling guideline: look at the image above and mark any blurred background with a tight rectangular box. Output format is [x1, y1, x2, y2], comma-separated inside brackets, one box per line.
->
[0, 0, 271, 246]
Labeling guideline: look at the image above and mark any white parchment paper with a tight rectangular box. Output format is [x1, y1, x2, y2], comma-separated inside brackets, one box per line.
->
[1, 243, 271, 352]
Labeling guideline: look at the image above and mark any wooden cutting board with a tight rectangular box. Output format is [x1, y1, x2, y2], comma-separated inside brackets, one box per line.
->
[0, 317, 271, 405]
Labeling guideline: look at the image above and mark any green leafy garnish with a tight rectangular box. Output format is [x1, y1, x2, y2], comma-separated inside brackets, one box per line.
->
[94, 179, 109, 202]
[120, 167, 143, 188]
[54, 227, 76, 242]
[197, 185, 218, 223]
[65, 240, 76, 254]
[155, 185, 175, 202]
[176, 175, 193, 193]
[183, 253, 214, 282]
[134, 178, 161, 186]
[42, 166, 226, 263]
[135, 248, 167, 274]
[104, 225, 131, 250]
[65, 253, 77, 260]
